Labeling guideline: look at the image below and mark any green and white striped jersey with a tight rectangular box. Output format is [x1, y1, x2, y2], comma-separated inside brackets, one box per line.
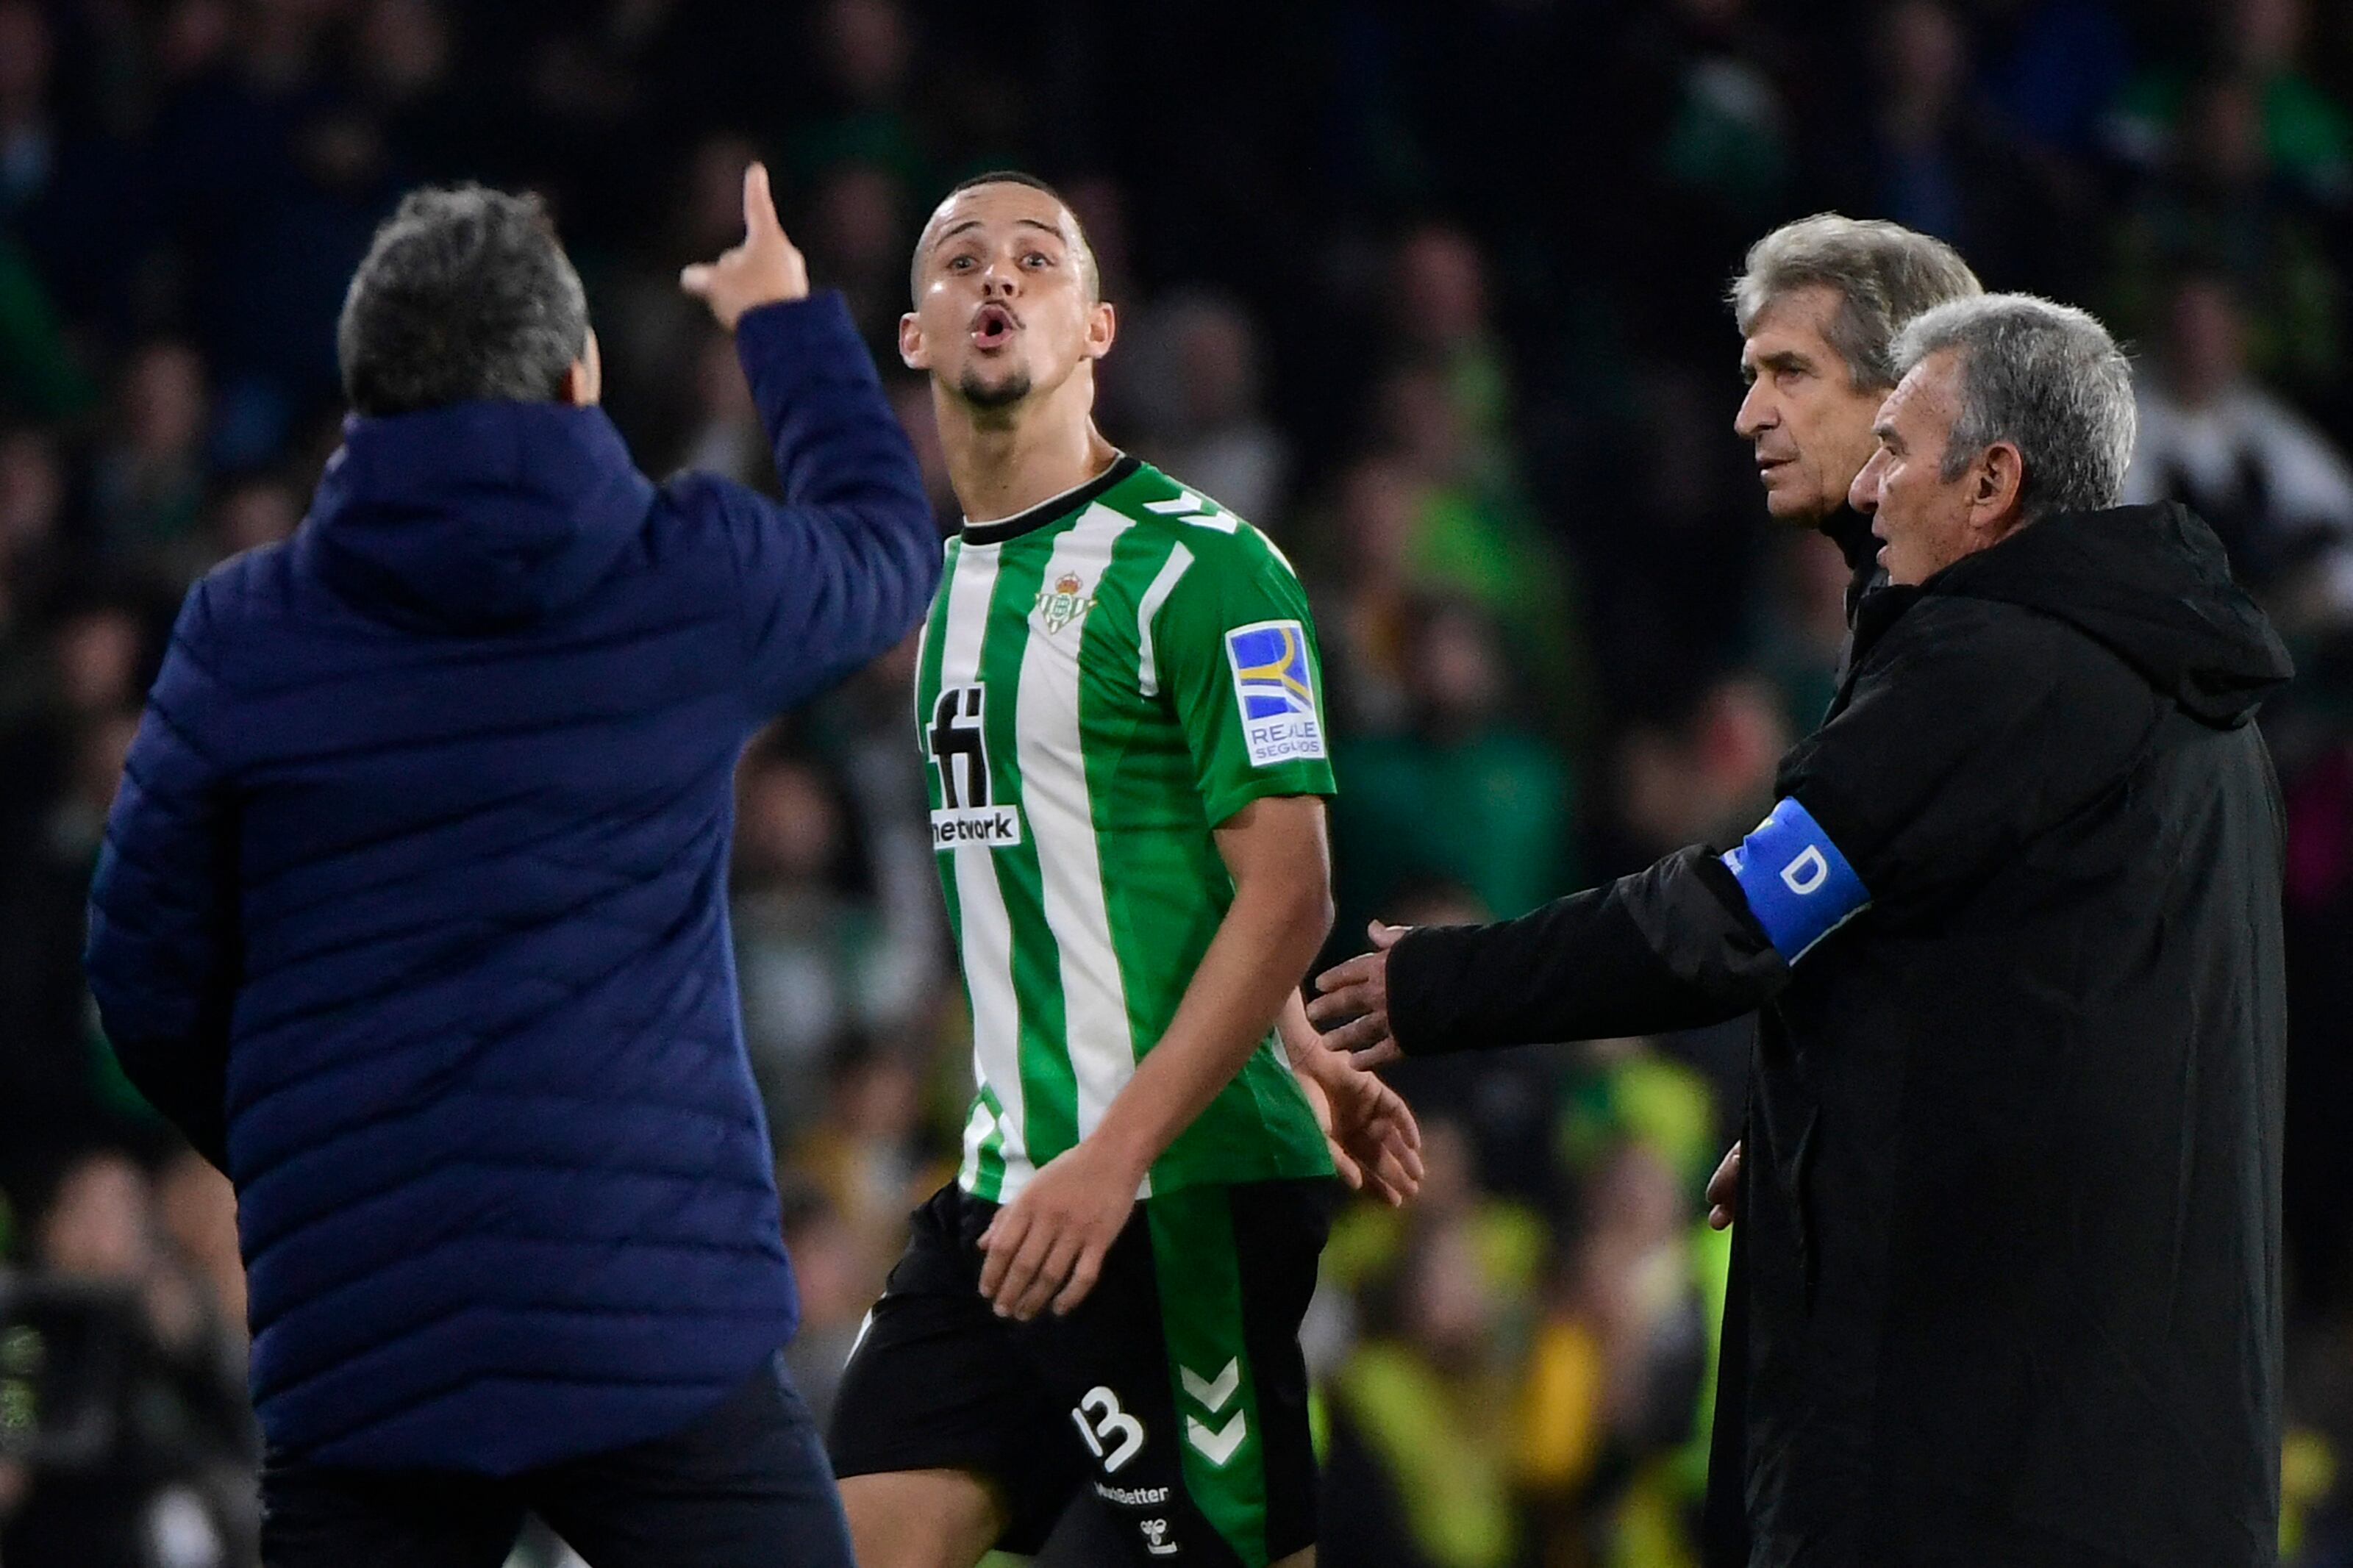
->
[917, 454, 1336, 1203]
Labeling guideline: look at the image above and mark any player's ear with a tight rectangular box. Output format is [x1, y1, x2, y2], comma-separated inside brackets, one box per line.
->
[899, 310, 926, 371]
[1083, 300, 1115, 362]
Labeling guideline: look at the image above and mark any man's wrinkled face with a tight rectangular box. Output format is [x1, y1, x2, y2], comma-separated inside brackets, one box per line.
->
[1735, 286, 1888, 523]
[900, 182, 1111, 413]
[1848, 350, 1978, 585]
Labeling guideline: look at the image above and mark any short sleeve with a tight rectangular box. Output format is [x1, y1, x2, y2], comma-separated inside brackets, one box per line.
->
[1149, 532, 1338, 827]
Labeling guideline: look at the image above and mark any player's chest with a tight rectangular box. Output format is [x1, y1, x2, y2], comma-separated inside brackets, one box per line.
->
[915, 541, 1167, 831]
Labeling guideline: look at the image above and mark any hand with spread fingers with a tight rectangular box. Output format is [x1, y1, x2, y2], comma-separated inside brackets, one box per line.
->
[679, 160, 810, 329]
[1307, 920, 1410, 1066]
[975, 1137, 1140, 1322]
[1295, 1043, 1425, 1206]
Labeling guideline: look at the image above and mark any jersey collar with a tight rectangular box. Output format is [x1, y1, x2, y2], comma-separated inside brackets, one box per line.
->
[960, 454, 1140, 547]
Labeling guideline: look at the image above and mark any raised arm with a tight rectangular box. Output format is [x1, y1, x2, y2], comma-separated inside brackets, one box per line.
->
[682, 162, 940, 715]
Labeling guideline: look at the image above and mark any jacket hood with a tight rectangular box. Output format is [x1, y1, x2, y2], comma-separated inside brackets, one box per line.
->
[1928, 501, 2293, 727]
[299, 401, 656, 631]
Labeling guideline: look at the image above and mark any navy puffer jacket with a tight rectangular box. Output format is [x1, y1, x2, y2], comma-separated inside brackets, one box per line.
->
[84, 293, 940, 1474]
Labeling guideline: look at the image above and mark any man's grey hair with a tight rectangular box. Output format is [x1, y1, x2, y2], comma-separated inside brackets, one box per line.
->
[1890, 293, 2137, 520]
[338, 185, 590, 417]
[1731, 213, 1982, 392]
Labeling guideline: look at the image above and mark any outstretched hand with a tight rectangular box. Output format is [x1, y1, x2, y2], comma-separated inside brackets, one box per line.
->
[1307, 921, 1410, 1066]
[1294, 1036, 1424, 1206]
[679, 161, 810, 329]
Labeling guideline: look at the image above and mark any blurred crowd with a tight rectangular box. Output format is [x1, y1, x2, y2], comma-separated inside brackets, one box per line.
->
[3, 0, 2353, 1564]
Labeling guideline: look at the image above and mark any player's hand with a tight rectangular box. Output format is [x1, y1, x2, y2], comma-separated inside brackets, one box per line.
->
[1294, 1039, 1424, 1206]
[976, 1139, 1141, 1322]
[1707, 1139, 1742, 1230]
[1307, 921, 1409, 1066]
[679, 161, 810, 329]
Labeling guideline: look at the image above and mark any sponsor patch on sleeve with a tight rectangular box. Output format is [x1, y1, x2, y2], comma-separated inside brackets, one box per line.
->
[1224, 619, 1326, 767]
[1721, 796, 1870, 962]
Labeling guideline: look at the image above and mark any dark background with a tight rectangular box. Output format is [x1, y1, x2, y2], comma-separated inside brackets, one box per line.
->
[3, 0, 2352, 1563]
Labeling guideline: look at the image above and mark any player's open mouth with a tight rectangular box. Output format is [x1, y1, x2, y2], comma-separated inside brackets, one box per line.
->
[971, 304, 1018, 349]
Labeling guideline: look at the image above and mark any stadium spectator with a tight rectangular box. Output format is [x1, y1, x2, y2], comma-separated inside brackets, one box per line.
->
[0, 1150, 254, 1568]
[2125, 270, 2353, 631]
[1815, 0, 2077, 294]
[207, 472, 302, 561]
[0, 426, 67, 650]
[2107, 68, 2346, 398]
[1321, 1123, 1534, 1568]
[1124, 290, 1292, 524]
[731, 742, 887, 1138]
[90, 339, 209, 559]
[1331, 597, 1577, 928]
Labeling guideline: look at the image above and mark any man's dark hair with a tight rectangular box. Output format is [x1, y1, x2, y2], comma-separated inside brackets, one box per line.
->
[338, 185, 590, 417]
[910, 170, 1099, 302]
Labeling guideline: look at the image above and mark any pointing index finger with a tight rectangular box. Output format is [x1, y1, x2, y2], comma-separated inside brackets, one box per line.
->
[743, 161, 781, 237]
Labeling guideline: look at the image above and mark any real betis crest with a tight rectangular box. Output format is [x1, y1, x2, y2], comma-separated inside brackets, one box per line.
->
[1035, 570, 1094, 635]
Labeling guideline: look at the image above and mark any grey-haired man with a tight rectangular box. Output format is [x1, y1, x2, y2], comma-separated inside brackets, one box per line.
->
[1732, 214, 1982, 643]
[1314, 296, 2290, 1565]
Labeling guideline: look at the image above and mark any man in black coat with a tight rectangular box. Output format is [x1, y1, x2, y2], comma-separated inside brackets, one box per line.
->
[1312, 295, 2291, 1567]
[1732, 214, 1980, 664]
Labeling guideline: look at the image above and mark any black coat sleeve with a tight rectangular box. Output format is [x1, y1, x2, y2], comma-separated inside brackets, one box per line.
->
[1385, 598, 2161, 1058]
[1387, 847, 1787, 1055]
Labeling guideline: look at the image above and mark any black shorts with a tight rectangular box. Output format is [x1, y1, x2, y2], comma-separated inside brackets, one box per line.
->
[828, 1177, 1336, 1567]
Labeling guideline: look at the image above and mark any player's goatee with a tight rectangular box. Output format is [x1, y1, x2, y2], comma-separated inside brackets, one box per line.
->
[960, 367, 1031, 408]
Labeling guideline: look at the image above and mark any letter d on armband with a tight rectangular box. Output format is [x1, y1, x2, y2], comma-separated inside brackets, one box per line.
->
[1780, 845, 1829, 895]
[1722, 798, 1870, 964]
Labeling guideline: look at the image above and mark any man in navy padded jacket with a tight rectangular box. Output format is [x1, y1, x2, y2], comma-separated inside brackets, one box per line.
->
[82, 165, 939, 1567]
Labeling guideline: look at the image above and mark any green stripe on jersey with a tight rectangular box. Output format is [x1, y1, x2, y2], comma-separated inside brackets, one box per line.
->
[922, 459, 1334, 1202]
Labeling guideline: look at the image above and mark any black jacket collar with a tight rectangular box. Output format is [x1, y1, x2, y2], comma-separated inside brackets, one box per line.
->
[1817, 504, 1887, 625]
[1833, 503, 2293, 728]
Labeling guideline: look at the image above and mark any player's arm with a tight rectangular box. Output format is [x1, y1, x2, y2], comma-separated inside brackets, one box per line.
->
[978, 794, 1332, 1322]
[85, 581, 240, 1170]
[681, 162, 940, 715]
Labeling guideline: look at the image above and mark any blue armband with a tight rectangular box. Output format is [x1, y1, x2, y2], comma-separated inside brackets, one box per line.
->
[1721, 797, 1871, 963]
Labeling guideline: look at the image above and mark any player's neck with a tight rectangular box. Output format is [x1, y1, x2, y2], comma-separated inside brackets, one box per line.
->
[939, 384, 1121, 526]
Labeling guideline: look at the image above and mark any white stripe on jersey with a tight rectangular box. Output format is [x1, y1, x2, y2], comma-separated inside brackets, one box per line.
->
[1133, 543, 1194, 698]
[938, 542, 1029, 1187]
[957, 1093, 995, 1192]
[1013, 504, 1151, 1197]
